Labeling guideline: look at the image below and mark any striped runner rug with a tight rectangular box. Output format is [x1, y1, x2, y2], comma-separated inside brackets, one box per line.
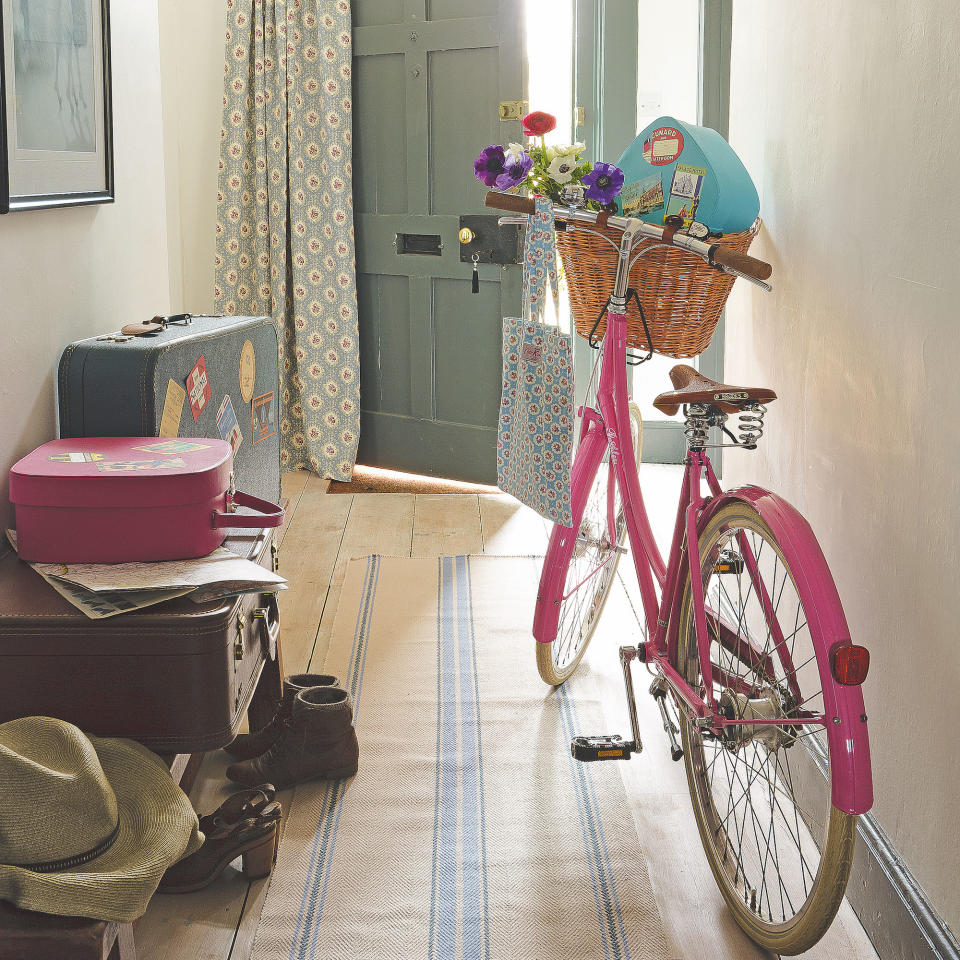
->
[250, 555, 672, 960]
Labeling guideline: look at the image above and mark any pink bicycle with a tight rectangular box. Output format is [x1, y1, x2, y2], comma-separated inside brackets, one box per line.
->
[487, 189, 873, 955]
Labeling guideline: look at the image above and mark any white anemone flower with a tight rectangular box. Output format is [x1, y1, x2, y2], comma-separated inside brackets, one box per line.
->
[547, 154, 577, 184]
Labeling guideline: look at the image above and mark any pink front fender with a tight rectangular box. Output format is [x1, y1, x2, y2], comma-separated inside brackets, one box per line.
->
[532, 418, 608, 644]
[699, 485, 873, 815]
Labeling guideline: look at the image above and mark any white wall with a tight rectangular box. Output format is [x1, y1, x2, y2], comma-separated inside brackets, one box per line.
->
[727, 0, 960, 931]
[158, 0, 224, 314]
[0, 1, 173, 518]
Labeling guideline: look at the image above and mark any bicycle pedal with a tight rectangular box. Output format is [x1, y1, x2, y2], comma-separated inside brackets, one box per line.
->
[571, 735, 635, 762]
[714, 550, 744, 575]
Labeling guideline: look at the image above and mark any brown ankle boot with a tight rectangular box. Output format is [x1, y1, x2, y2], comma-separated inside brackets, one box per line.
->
[224, 673, 340, 761]
[225, 687, 359, 789]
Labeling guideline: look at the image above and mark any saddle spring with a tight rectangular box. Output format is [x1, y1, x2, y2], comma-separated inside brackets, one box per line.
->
[737, 403, 766, 449]
[683, 403, 713, 451]
[683, 402, 767, 451]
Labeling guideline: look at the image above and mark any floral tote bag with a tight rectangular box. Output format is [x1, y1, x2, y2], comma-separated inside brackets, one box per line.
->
[496, 197, 574, 528]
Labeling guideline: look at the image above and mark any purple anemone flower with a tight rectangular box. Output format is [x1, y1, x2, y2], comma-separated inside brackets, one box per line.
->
[495, 149, 533, 190]
[474, 145, 506, 187]
[582, 161, 625, 204]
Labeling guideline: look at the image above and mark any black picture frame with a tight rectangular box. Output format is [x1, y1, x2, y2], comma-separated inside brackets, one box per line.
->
[0, 0, 114, 214]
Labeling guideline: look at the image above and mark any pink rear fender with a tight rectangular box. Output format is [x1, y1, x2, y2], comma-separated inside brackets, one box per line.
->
[698, 485, 873, 816]
[532, 417, 608, 644]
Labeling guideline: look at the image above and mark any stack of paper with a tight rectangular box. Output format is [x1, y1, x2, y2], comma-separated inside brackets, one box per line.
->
[5, 531, 287, 619]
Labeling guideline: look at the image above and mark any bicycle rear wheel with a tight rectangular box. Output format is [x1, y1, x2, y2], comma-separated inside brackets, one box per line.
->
[536, 403, 642, 685]
[676, 500, 855, 955]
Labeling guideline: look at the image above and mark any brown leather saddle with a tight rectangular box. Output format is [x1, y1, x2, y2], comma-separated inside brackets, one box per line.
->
[653, 364, 777, 416]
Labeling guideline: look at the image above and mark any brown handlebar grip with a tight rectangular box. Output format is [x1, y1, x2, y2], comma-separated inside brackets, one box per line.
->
[484, 190, 535, 215]
[710, 245, 773, 281]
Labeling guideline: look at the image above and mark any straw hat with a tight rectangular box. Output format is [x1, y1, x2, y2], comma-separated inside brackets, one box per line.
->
[0, 716, 202, 922]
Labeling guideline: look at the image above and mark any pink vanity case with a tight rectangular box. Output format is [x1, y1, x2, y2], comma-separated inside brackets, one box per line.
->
[9, 437, 284, 563]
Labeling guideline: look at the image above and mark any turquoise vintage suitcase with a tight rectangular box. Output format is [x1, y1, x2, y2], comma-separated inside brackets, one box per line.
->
[57, 315, 280, 504]
[617, 116, 759, 234]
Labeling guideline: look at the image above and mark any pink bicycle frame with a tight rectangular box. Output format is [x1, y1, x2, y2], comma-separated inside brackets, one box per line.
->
[533, 311, 872, 816]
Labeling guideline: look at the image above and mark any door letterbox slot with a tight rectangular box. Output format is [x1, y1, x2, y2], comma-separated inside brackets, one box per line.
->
[395, 233, 442, 256]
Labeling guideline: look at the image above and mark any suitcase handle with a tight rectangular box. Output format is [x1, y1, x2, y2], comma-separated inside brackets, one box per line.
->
[253, 594, 280, 661]
[212, 490, 285, 529]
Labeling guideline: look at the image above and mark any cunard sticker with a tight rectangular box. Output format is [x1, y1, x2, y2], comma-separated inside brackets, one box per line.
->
[48, 451, 105, 463]
[643, 126, 684, 166]
[186, 357, 211, 421]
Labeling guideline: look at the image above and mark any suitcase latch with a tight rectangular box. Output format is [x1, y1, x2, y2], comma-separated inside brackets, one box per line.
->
[271, 543, 279, 572]
[234, 612, 247, 660]
[226, 472, 237, 513]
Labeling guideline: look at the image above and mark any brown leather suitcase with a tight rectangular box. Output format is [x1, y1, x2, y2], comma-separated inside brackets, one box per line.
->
[0, 530, 282, 753]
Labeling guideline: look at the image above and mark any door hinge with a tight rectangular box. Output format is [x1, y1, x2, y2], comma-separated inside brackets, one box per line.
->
[576, 105, 586, 127]
[498, 99, 528, 121]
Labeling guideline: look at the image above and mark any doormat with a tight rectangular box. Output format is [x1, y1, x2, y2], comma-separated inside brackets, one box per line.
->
[327, 464, 500, 495]
[250, 555, 672, 960]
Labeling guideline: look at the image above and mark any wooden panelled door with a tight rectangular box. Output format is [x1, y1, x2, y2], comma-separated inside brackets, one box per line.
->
[352, 0, 524, 483]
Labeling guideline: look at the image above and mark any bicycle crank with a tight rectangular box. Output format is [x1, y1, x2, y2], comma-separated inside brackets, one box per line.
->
[570, 645, 644, 763]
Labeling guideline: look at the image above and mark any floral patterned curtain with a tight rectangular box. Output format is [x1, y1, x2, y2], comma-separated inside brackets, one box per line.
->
[215, 0, 360, 480]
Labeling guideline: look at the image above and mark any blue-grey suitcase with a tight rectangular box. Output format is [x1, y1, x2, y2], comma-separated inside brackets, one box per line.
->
[57, 314, 281, 504]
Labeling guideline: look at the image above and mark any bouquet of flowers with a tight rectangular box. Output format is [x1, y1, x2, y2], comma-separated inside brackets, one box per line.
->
[473, 111, 624, 210]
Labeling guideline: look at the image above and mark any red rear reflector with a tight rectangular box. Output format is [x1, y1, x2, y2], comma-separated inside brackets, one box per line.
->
[832, 645, 870, 685]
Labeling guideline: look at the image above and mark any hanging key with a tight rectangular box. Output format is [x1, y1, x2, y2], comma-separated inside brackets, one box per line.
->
[471, 253, 480, 293]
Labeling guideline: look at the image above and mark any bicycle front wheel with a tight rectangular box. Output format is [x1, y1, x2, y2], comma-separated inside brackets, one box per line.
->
[536, 403, 642, 685]
[676, 500, 856, 955]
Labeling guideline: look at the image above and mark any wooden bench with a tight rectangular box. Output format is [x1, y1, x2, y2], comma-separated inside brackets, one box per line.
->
[0, 903, 135, 959]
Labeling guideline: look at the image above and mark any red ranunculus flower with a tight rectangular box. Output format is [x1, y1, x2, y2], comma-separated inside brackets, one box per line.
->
[522, 111, 556, 137]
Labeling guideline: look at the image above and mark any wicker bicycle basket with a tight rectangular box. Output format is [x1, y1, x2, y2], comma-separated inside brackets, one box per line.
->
[556, 219, 760, 359]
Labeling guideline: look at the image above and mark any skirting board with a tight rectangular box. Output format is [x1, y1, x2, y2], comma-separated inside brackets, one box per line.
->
[849, 810, 960, 960]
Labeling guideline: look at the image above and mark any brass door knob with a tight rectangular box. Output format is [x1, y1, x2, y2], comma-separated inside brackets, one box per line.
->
[458, 227, 476, 245]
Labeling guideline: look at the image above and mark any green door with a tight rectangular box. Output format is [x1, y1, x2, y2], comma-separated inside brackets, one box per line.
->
[352, 0, 525, 483]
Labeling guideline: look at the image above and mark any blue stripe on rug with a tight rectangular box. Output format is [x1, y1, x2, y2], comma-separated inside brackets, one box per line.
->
[465, 556, 491, 960]
[456, 556, 486, 960]
[429, 556, 490, 960]
[430, 556, 460, 959]
[288, 554, 381, 960]
[556, 682, 631, 960]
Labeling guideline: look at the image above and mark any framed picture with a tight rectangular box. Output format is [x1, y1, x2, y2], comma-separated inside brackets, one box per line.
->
[0, 0, 113, 214]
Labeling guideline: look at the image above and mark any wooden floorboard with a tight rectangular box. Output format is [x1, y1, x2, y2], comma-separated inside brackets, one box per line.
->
[139, 485, 878, 960]
[307, 493, 415, 673]
[411, 494, 483, 557]
[275, 477, 352, 674]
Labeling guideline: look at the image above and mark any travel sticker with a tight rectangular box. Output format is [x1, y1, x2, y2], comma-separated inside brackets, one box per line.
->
[239, 340, 256, 403]
[216, 395, 243, 454]
[643, 125, 684, 166]
[97, 458, 187, 472]
[159, 378, 187, 437]
[252, 391, 276, 444]
[186, 356, 211, 421]
[131, 440, 212, 454]
[621, 172, 664, 217]
[48, 451, 105, 463]
[664, 163, 706, 228]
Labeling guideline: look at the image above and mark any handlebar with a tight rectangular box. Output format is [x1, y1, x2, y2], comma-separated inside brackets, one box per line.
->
[484, 190, 772, 288]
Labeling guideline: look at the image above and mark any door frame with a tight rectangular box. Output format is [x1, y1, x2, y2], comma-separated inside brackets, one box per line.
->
[572, 0, 733, 464]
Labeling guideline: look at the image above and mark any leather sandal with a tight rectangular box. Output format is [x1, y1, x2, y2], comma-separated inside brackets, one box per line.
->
[198, 783, 277, 834]
[159, 815, 280, 894]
